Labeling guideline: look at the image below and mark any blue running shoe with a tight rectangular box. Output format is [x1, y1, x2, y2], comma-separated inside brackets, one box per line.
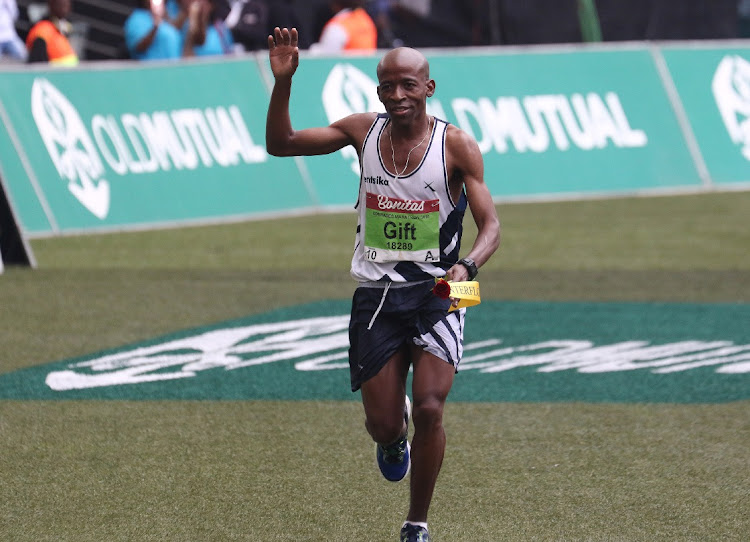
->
[376, 396, 412, 482]
[400, 523, 430, 542]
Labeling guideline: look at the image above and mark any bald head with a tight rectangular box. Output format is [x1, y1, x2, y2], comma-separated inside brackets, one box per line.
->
[377, 47, 430, 81]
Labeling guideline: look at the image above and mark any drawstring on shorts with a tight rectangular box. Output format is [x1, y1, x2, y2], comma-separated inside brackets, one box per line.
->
[367, 282, 391, 330]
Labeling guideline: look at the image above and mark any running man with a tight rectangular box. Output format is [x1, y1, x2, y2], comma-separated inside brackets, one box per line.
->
[265, 27, 500, 542]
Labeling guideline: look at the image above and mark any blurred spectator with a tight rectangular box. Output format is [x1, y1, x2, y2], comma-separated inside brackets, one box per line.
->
[310, 0, 377, 53]
[367, 0, 401, 48]
[224, 0, 305, 51]
[312, 1, 335, 42]
[164, 0, 189, 29]
[180, 0, 235, 57]
[224, 0, 267, 50]
[124, 0, 183, 60]
[0, 0, 26, 61]
[25, 0, 78, 65]
[740, 0, 750, 37]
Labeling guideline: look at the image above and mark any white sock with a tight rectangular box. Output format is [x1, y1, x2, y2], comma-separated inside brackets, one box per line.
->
[403, 521, 428, 530]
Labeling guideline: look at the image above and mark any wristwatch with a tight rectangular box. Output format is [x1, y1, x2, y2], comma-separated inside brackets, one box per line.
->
[458, 257, 478, 280]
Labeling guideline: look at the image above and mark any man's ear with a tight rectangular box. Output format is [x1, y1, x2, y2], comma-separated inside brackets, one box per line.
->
[426, 79, 436, 98]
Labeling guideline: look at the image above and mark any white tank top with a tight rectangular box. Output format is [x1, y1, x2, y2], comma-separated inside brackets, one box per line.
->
[350, 114, 468, 283]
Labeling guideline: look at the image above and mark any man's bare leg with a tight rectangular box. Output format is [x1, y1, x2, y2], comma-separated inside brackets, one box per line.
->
[406, 347, 455, 522]
[360, 346, 411, 446]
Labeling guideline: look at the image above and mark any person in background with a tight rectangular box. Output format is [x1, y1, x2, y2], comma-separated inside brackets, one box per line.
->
[224, 0, 269, 51]
[311, 0, 335, 42]
[368, 0, 401, 48]
[175, 0, 235, 57]
[225, 0, 305, 51]
[124, 0, 183, 60]
[740, 0, 750, 37]
[25, 0, 77, 65]
[164, 0, 186, 27]
[310, 0, 377, 53]
[0, 0, 27, 61]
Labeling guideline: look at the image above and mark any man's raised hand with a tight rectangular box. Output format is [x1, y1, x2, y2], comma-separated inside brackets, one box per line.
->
[268, 27, 300, 80]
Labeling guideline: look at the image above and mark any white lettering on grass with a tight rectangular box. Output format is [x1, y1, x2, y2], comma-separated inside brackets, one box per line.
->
[44, 316, 750, 391]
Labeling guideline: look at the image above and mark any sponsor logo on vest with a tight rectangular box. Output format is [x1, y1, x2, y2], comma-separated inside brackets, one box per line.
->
[364, 175, 390, 186]
[712, 54, 750, 161]
[30, 78, 267, 219]
[1, 301, 747, 402]
[376, 196, 424, 212]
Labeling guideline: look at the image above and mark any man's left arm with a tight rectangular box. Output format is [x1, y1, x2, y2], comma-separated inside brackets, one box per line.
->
[445, 128, 501, 282]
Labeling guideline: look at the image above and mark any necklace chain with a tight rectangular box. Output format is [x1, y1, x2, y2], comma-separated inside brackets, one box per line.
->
[389, 116, 432, 179]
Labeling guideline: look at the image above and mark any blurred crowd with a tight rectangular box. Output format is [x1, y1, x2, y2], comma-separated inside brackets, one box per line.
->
[0, 0, 395, 65]
[1, 0, 750, 65]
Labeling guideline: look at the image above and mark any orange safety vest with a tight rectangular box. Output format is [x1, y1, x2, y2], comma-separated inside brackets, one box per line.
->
[26, 20, 79, 66]
[324, 7, 377, 51]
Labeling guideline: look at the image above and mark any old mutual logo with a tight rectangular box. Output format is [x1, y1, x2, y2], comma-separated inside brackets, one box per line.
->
[712, 54, 750, 160]
[322, 63, 384, 175]
[30, 78, 267, 220]
[31, 78, 111, 219]
[321, 64, 647, 175]
[1, 301, 748, 403]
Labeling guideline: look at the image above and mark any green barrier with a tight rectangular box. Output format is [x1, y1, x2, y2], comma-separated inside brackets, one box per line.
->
[661, 44, 750, 186]
[278, 48, 702, 206]
[0, 59, 312, 235]
[1, 45, 746, 238]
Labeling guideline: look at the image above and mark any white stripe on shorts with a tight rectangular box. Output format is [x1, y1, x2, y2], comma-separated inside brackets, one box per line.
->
[414, 308, 465, 368]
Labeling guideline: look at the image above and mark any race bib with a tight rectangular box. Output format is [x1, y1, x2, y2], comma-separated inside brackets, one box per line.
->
[363, 193, 440, 263]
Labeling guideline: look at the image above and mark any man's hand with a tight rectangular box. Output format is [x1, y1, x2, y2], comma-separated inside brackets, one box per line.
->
[444, 263, 470, 283]
[444, 263, 472, 309]
[268, 27, 300, 80]
[150, 0, 164, 23]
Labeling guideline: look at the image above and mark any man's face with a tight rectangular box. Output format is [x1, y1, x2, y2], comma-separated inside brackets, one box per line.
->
[49, 0, 71, 18]
[377, 58, 434, 122]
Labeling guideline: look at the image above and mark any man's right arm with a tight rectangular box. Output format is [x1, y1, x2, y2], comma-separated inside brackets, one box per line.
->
[266, 75, 354, 156]
[265, 27, 370, 157]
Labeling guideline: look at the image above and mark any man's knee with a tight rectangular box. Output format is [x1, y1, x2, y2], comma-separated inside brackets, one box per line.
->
[412, 396, 445, 433]
[366, 411, 406, 445]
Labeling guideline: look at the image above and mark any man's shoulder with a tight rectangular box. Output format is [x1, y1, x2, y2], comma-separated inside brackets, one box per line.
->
[444, 122, 478, 148]
[330, 112, 379, 149]
[29, 19, 55, 34]
[443, 121, 483, 170]
[335, 112, 379, 129]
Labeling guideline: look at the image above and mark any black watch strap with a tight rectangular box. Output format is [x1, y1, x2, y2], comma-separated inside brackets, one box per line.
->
[458, 257, 478, 280]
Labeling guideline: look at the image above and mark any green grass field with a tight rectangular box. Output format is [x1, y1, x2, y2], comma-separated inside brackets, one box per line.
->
[1, 191, 749, 541]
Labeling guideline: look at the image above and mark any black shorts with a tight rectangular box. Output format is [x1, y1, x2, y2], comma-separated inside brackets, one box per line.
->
[348, 280, 465, 392]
